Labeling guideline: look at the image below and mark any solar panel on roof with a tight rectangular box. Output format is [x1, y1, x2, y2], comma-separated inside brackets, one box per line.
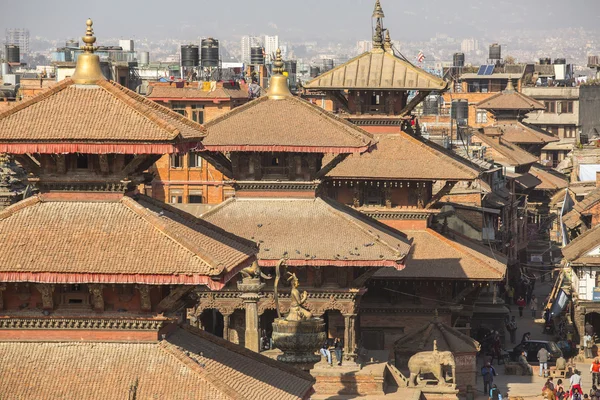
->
[477, 65, 487, 75]
[484, 65, 495, 75]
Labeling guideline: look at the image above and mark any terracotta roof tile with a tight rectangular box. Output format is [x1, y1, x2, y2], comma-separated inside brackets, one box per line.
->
[201, 197, 410, 268]
[0, 195, 256, 286]
[325, 132, 479, 180]
[476, 91, 546, 111]
[473, 131, 538, 167]
[563, 187, 600, 229]
[373, 229, 506, 281]
[0, 79, 206, 143]
[482, 122, 559, 145]
[147, 85, 248, 100]
[304, 50, 448, 91]
[0, 326, 313, 400]
[562, 223, 600, 264]
[530, 165, 568, 191]
[203, 95, 375, 153]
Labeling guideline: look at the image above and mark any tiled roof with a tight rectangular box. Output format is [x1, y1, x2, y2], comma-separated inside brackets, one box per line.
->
[482, 122, 559, 145]
[201, 197, 410, 268]
[203, 95, 375, 153]
[562, 223, 600, 265]
[476, 91, 545, 111]
[394, 319, 481, 353]
[0, 78, 206, 143]
[509, 172, 542, 190]
[325, 132, 479, 181]
[304, 50, 448, 91]
[473, 131, 538, 167]
[147, 85, 248, 100]
[373, 229, 506, 281]
[0, 325, 314, 400]
[0, 194, 256, 287]
[530, 164, 568, 191]
[563, 187, 600, 229]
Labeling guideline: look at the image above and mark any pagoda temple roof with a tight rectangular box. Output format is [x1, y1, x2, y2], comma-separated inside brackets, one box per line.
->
[202, 95, 376, 153]
[372, 229, 506, 281]
[562, 223, 600, 266]
[476, 90, 545, 111]
[304, 50, 448, 91]
[394, 316, 481, 353]
[472, 131, 538, 167]
[325, 131, 479, 181]
[0, 194, 256, 289]
[201, 197, 410, 268]
[481, 122, 559, 145]
[0, 79, 207, 154]
[0, 325, 314, 400]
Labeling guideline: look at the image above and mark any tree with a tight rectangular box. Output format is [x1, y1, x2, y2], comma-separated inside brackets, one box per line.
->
[505, 55, 516, 65]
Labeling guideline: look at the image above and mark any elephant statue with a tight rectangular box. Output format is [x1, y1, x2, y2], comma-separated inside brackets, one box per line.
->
[407, 341, 456, 387]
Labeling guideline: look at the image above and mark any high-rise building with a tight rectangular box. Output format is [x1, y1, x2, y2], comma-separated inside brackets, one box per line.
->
[5, 28, 30, 55]
[240, 35, 261, 64]
[460, 38, 479, 53]
[356, 40, 373, 54]
[264, 35, 279, 63]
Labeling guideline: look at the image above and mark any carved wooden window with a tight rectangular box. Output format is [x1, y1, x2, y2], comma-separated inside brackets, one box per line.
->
[76, 154, 89, 169]
[59, 284, 90, 309]
[188, 152, 203, 168]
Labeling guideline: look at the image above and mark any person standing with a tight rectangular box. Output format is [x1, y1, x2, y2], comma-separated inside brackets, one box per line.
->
[530, 295, 538, 318]
[517, 296, 526, 317]
[506, 316, 518, 344]
[538, 346, 550, 378]
[591, 360, 600, 386]
[570, 369, 583, 398]
[585, 334, 593, 359]
[481, 362, 497, 395]
[333, 337, 343, 366]
[507, 285, 515, 309]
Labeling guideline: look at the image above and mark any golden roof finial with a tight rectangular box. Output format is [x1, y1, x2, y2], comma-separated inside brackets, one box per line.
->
[81, 19, 97, 53]
[71, 18, 105, 84]
[373, 0, 385, 18]
[505, 76, 515, 92]
[384, 29, 393, 53]
[267, 48, 292, 100]
[272, 48, 284, 75]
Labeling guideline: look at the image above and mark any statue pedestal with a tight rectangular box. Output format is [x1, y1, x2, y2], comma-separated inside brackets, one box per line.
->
[272, 317, 326, 372]
[238, 277, 265, 353]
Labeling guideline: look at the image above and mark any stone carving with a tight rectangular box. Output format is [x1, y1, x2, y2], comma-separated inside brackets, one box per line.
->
[0, 318, 167, 330]
[137, 285, 152, 312]
[35, 284, 55, 310]
[89, 284, 105, 311]
[407, 340, 456, 387]
[240, 260, 272, 281]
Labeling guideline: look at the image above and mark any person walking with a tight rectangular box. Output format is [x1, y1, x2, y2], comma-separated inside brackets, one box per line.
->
[538, 346, 550, 377]
[592, 359, 600, 386]
[570, 369, 583, 398]
[530, 295, 538, 318]
[506, 316, 518, 344]
[507, 285, 515, 309]
[585, 334, 593, 359]
[517, 296, 526, 318]
[489, 383, 502, 400]
[481, 362, 497, 395]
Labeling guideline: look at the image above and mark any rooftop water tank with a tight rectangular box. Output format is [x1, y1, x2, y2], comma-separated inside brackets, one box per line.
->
[201, 38, 219, 68]
[181, 45, 199, 67]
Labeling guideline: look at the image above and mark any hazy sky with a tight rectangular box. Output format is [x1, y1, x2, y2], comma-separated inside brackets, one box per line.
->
[2, 0, 600, 43]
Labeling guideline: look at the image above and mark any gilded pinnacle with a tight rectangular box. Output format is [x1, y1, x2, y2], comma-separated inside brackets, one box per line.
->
[71, 18, 105, 84]
[273, 48, 284, 75]
[267, 48, 292, 99]
[373, 0, 385, 18]
[81, 18, 97, 53]
[384, 29, 392, 52]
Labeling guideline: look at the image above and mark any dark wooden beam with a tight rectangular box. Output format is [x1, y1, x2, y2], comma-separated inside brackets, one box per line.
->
[425, 181, 457, 209]
[201, 151, 234, 178]
[120, 154, 162, 178]
[13, 154, 41, 175]
[329, 90, 350, 112]
[399, 90, 431, 117]
[156, 286, 195, 313]
[316, 153, 350, 180]
[350, 267, 382, 288]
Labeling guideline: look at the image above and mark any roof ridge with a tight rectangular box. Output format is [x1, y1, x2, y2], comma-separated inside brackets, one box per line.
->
[158, 340, 246, 400]
[197, 197, 236, 219]
[437, 322, 481, 351]
[139, 195, 257, 252]
[120, 196, 223, 275]
[317, 197, 406, 259]
[0, 79, 73, 122]
[0, 195, 41, 220]
[180, 324, 315, 383]
[96, 80, 182, 140]
[398, 131, 479, 178]
[204, 96, 269, 128]
[563, 223, 600, 261]
[291, 96, 376, 146]
[424, 229, 505, 275]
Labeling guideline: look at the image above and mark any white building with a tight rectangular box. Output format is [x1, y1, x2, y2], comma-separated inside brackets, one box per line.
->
[460, 38, 479, 53]
[264, 35, 279, 63]
[241, 35, 261, 65]
[119, 40, 134, 52]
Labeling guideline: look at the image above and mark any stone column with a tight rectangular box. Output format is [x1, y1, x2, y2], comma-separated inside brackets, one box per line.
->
[238, 277, 265, 353]
[343, 313, 358, 362]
